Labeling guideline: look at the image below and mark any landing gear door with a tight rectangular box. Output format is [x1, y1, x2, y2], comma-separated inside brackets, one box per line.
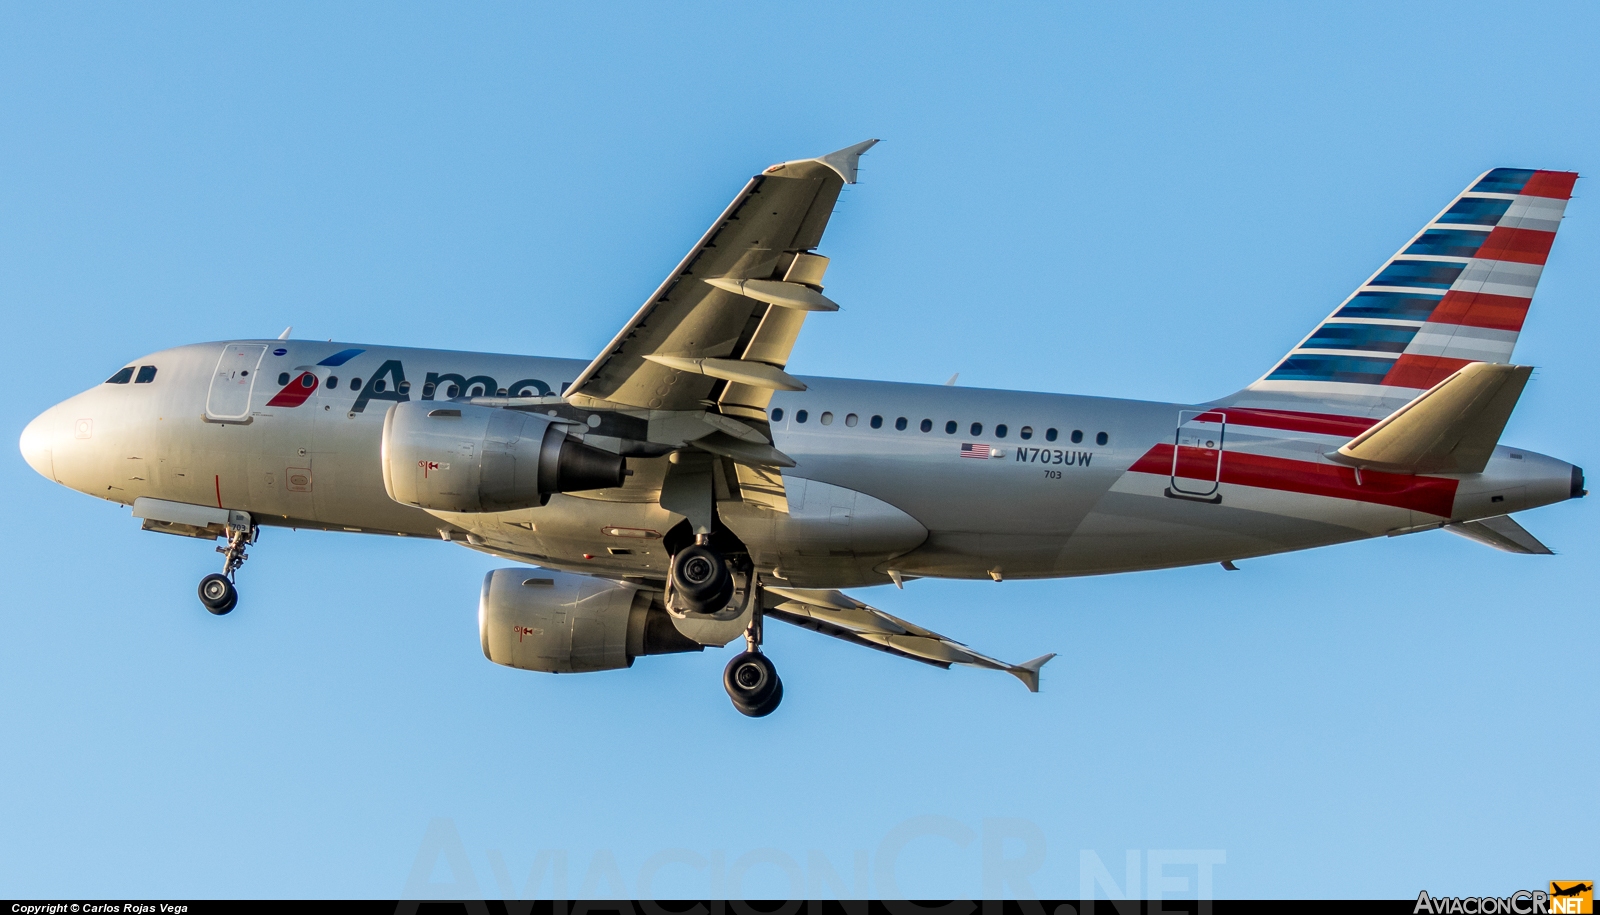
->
[206, 344, 268, 423]
[1170, 410, 1226, 498]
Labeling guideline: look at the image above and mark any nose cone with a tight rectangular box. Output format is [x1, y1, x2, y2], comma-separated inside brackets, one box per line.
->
[20, 409, 58, 482]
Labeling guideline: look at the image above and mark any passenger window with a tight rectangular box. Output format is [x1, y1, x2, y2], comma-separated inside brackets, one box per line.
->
[446, 384, 459, 398]
[328, 376, 339, 389]
[1071, 430, 1083, 444]
[1046, 428, 1058, 442]
[796, 409, 809, 423]
[945, 421, 957, 434]
[870, 415, 883, 429]
[895, 417, 908, 431]
[970, 422, 983, 436]
[1097, 432, 1109, 446]
[995, 424, 1007, 438]
[422, 381, 435, 398]
[399, 381, 411, 394]
[820, 412, 834, 425]
[105, 367, 134, 384]
[350, 378, 362, 390]
[468, 384, 484, 396]
[845, 413, 858, 427]
[920, 419, 932, 432]
[770, 407, 784, 422]
[278, 372, 291, 385]
[374, 379, 387, 393]
[1020, 426, 1033, 440]
[300, 373, 315, 388]
[496, 388, 508, 396]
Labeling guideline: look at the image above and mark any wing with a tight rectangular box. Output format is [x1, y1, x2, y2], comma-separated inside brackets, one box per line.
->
[565, 140, 878, 420]
[763, 586, 1056, 692]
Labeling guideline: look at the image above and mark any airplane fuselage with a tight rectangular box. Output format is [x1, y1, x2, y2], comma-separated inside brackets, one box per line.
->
[21, 339, 1582, 589]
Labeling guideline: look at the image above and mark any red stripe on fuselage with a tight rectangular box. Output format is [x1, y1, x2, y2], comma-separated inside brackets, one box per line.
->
[1203, 408, 1377, 437]
[1475, 227, 1555, 265]
[1129, 444, 1458, 517]
[1427, 290, 1531, 332]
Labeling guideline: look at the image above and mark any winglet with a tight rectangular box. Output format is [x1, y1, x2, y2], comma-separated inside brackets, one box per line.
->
[1008, 653, 1056, 693]
[767, 139, 880, 185]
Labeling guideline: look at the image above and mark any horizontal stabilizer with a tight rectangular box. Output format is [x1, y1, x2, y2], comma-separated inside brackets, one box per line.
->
[1446, 514, 1553, 554]
[1330, 362, 1531, 474]
[764, 587, 1053, 691]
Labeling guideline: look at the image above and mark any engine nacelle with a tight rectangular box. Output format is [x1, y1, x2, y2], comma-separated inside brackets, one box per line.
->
[478, 568, 703, 673]
[381, 401, 625, 512]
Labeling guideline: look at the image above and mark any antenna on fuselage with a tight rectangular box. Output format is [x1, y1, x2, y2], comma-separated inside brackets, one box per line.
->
[944, 372, 959, 386]
[278, 326, 292, 340]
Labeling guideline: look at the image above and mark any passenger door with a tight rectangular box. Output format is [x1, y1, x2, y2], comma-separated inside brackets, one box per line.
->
[206, 344, 267, 423]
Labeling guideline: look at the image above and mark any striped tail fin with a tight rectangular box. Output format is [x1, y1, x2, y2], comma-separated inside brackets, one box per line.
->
[1228, 168, 1577, 416]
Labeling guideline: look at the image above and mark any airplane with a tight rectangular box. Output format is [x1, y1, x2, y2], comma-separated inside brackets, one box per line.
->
[18, 140, 1586, 717]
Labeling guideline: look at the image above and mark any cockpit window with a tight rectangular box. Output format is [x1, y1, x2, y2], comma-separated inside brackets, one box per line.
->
[134, 366, 157, 384]
[105, 367, 135, 384]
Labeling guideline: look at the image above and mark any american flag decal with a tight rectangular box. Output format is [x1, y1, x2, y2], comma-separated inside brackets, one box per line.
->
[960, 443, 992, 459]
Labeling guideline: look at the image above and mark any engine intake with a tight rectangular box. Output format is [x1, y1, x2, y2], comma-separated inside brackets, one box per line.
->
[382, 401, 625, 512]
[479, 568, 702, 673]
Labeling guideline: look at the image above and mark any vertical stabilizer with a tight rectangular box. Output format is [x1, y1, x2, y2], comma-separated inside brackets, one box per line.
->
[1225, 168, 1576, 417]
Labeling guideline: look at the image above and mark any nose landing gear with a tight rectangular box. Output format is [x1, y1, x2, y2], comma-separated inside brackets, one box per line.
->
[198, 522, 255, 615]
[724, 611, 782, 717]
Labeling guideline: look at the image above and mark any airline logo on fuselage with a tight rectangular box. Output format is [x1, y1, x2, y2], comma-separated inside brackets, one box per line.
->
[262, 357, 555, 414]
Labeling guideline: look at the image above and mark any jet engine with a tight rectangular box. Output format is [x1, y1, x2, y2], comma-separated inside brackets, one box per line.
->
[479, 568, 702, 673]
[381, 401, 625, 512]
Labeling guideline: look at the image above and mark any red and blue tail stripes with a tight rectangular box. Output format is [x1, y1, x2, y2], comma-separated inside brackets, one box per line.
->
[1252, 168, 1576, 396]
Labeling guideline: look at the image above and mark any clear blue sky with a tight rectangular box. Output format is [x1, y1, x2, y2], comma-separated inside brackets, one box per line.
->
[3, 2, 1595, 899]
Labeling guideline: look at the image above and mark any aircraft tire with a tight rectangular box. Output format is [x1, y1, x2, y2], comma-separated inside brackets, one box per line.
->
[672, 545, 733, 613]
[732, 676, 783, 718]
[199, 574, 237, 615]
[724, 651, 779, 711]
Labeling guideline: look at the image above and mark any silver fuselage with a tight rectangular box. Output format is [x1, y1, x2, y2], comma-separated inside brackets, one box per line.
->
[21, 339, 1581, 589]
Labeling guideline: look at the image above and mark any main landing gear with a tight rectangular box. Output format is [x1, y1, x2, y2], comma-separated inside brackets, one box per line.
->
[669, 541, 734, 613]
[198, 522, 256, 615]
[724, 604, 782, 718]
[666, 531, 781, 716]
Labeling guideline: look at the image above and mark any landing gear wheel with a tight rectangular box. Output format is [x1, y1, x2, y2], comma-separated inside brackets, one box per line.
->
[198, 574, 237, 615]
[735, 676, 782, 718]
[672, 544, 733, 613]
[725, 651, 782, 716]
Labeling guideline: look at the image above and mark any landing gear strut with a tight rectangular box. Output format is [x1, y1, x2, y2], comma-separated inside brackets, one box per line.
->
[724, 608, 782, 717]
[198, 522, 255, 615]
